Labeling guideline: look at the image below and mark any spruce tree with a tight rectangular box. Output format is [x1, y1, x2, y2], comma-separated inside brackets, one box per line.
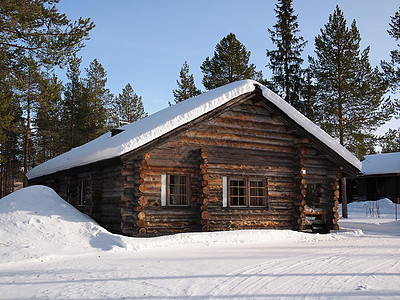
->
[201, 33, 262, 90]
[266, 0, 307, 108]
[113, 83, 147, 125]
[61, 55, 87, 150]
[309, 6, 393, 158]
[379, 128, 400, 153]
[84, 59, 113, 142]
[171, 61, 201, 105]
[381, 8, 400, 92]
[381, 7, 400, 116]
[34, 74, 63, 163]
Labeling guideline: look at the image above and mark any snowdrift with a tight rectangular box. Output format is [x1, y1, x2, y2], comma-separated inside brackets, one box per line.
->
[2, 186, 398, 264]
[339, 198, 400, 235]
[0, 186, 125, 264]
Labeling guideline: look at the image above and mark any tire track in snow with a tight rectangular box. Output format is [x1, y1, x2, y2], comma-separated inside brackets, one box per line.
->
[206, 254, 327, 298]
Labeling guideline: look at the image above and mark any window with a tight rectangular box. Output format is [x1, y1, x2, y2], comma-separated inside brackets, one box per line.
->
[224, 177, 267, 208]
[249, 179, 266, 206]
[161, 174, 190, 206]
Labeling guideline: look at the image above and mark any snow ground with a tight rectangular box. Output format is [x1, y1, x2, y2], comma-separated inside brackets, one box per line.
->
[1, 186, 400, 299]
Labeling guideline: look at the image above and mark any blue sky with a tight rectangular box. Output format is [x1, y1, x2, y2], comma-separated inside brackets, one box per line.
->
[56, 0, 399, 133]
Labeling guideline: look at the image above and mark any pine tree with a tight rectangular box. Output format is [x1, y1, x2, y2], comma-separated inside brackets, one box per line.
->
[113, 83, 147, 125]
[84, 59, 113, 142]
[309, 6, 393, 158]
[171, 61, 201, 105]
[266, 0, 307, 108]
[0, 88, 23, 197]
[0, 0, 94, 79]
[0, 0, 94, 185]
[201, 33, 262, 90]
[379, 128, 400, 153]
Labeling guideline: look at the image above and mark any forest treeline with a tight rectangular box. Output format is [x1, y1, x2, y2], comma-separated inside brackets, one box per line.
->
[0, 0, 399, 196]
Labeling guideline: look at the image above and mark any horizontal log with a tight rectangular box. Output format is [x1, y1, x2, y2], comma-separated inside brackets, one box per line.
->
[174, 135, 296, 154]
[139, 227, 147, 235]
[121, 169, 135, 176]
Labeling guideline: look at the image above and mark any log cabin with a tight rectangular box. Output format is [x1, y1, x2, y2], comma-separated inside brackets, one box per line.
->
[353, 152, 400, 203]
[27, 80, 361, 236]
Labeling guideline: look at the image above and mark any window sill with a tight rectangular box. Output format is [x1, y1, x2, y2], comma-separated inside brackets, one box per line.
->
[225, 206, 269, 209]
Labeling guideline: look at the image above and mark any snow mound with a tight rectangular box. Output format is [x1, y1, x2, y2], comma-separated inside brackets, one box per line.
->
[0, 186, 125, 264]
[339, 198, 400, 236]
[1, 186, 365, 265]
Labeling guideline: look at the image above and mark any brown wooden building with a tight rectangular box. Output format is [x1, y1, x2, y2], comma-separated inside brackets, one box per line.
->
[27, 80, 361, 236]
[353, 152, 400, 203]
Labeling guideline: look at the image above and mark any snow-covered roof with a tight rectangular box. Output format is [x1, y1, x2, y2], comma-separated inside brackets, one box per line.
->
[27, 80, 361, 180]
[361, 152, 400, 176]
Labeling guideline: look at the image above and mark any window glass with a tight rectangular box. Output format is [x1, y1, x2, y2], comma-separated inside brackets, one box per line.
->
[229, 178, 246, 206]
[228, 177, 267, 207]
[169, 175, 188, 205]
[249, 179, 265, 206]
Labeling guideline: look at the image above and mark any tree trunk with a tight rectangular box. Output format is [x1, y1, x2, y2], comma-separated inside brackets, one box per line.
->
[23, 70, 31, 187]
[341, 177, 348, 218]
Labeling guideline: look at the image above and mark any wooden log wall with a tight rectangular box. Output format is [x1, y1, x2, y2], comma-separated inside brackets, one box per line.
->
[298, 144, 342, 230]
[195, 100, 298, 231]
[124, 147, 202, 236]
[121, 97, 303, 234]
[97, 165, 123, 233]
[41, 164, 123, 234]
[121, 157, 141, 236]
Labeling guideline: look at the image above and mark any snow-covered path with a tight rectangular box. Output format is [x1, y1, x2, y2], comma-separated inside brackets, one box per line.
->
[1, 186, 400, 299]
[2, 228, 400, 299]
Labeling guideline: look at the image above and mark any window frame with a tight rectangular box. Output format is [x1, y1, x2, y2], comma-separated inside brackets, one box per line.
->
[227, 176, 268, 208]
[163, 174, 191, 207]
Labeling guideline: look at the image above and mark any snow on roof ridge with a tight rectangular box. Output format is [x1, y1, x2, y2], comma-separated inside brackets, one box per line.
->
[259, 85, 361, 171]
[27, 80, 361, 180]
[361, 152, 400, 175]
